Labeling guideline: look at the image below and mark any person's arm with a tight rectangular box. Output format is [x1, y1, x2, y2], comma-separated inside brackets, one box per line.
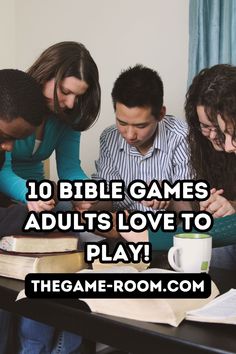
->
[93, 130, 135, 211]
[0, 153, 55, 212]
[200, 189, 236, 218]
[0, 152, 28, 202]
[73, 200, 113, 212]
[55, 127, 88, 180]
[0, 204, 28, 236]
[75, 143, 133, 210]
[121, 214, 236, 250]
[55, 127, 117, 211]
[147, 214, 236, 250]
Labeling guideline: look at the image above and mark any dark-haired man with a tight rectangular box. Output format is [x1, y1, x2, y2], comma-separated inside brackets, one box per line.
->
[0, 69, 47, 354]
[0, 69, 47, 234]
[76, 65, 192, 214]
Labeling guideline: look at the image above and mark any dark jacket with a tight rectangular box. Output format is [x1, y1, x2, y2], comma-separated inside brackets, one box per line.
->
[0, 204, 28, 235]
[0, 151, 28, 235]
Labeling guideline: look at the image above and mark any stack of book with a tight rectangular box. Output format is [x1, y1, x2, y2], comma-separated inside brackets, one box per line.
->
[0, 232, 86, 280]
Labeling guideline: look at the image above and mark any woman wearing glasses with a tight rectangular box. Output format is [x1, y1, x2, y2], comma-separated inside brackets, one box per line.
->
[184, 64, 236, 269]
[185, 64, 236, 219]
[121, 64, 236, 269]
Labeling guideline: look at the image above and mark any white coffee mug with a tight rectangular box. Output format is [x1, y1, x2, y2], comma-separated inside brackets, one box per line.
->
[168, 233, 212, 273]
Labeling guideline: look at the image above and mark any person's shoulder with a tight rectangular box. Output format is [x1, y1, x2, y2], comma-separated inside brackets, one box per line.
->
[162, 115, 188, 137]
[100, 125, 118, 140]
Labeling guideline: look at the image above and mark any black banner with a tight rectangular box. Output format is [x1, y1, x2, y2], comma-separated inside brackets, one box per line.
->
[25, 273, 211, 299]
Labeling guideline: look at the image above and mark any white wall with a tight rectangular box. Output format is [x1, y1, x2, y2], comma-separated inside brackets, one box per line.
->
[0, 0, 15, 68]
[11, 0, 189, 178]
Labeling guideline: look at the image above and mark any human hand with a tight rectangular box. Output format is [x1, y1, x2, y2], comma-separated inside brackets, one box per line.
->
[94, 228, 120, 239]
[200, 188, 236, 218]
[140, 179, 170, 210]
[141, 199, 170, 210]
[85, 210, 147, 240]
[120, 210, 148, 242]
[94, 212, 120, 239]
[120, 230, 148, 243]
[73, 200, 99, 213]
[27, 199, 55, 213]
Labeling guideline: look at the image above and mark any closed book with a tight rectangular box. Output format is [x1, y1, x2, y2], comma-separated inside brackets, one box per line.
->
[0, 232, 78, 253]
[0, 250, 86, 280]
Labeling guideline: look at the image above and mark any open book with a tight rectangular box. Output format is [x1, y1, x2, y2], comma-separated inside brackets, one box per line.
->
[186, 288, 236, 324]
[79, 265, 219, 327]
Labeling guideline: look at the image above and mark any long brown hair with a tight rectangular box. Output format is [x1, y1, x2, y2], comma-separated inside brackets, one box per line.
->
[185, 64, 236, 199]
[28, 41, 101, 131]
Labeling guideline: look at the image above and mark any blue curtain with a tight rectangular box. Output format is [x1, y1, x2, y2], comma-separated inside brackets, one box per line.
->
[188, 0, 236, 85]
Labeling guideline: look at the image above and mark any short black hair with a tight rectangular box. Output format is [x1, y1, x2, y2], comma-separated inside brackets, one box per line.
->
[111, 64, 164, 119]
[0, 69, 47, 126]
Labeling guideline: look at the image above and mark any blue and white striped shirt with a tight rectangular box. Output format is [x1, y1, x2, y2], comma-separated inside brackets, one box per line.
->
[93, 115, 191, 211]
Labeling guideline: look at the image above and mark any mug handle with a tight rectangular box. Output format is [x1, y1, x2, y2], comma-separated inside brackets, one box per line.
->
[168, 246, 183, 272]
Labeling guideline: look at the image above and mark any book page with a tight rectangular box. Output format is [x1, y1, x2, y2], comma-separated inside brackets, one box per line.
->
[79, 264, 175, 274]
[81, 283, 219, 327]
[16, 289, 26, 301]
[143, 268, 175, 274]
[79, 265, 219, 327]
[79, 265, 139, 274]
[91, 259, 150, 272]
[186, 289, 236, 324]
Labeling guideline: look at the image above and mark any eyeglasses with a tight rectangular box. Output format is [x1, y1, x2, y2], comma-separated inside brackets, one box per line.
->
[198, 123, 225, 145]
[199, 122, 219, 132]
